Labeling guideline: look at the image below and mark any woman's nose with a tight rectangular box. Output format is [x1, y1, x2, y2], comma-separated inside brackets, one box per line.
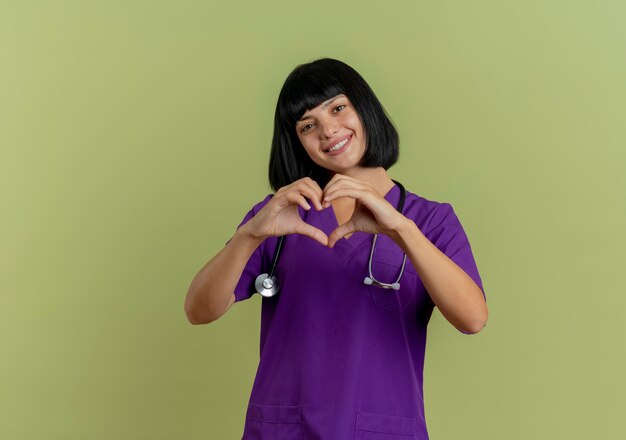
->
[321, 120, 339, 138]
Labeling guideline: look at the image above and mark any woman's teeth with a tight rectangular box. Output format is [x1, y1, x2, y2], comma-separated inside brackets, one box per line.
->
[327, 138, 349, 152]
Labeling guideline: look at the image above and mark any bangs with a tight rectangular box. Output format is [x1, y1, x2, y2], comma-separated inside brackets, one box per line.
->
[276, 69, 346, 128]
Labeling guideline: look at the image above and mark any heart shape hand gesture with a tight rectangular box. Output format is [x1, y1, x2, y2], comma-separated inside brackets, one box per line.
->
[244, 174, 407, 248]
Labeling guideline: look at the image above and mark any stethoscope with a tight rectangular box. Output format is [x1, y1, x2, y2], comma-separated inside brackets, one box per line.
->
[254, 179, 407, 297]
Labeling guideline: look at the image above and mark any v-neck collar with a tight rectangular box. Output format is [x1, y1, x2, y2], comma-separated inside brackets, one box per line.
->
[322, 182, 401, 263]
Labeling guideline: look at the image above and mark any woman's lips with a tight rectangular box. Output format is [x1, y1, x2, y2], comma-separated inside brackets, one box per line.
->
[325, 135, 351, 156]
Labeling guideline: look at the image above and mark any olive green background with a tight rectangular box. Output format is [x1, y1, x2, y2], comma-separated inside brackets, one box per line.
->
[1, 1, 624, 439]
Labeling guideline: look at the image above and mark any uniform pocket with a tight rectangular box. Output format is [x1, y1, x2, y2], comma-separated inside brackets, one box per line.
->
[244, 402, 303, 440]
[368, 246, 417, 312]
[353, 411, 416, 439]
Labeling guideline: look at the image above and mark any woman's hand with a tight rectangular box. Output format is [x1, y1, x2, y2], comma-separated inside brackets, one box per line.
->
[322, 174, 408, 248]
[243, 177, 329, 246]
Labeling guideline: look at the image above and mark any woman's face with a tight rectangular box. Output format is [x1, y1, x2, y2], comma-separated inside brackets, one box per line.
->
[295, 94, 366, 175]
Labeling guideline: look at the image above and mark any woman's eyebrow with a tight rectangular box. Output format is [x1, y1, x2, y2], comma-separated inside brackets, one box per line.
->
[298, 95, 345, 122]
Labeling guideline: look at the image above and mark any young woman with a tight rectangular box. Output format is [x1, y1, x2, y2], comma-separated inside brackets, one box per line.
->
[185, 58, 488, 440]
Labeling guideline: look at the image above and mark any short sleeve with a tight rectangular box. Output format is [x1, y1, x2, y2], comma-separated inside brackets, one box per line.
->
[425, 202, 486, 333]
[224, 194, 273, 303]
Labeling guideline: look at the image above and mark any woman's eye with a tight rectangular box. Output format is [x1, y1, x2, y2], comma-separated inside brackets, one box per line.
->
[299, 105, 345, 132]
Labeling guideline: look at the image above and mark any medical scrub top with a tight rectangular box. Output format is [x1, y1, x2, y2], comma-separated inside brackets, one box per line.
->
[227, 183, 486, 440]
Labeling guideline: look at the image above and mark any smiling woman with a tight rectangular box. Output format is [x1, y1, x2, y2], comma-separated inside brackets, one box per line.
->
[185, 57, 488, 440]
[268, 58, 401, 193]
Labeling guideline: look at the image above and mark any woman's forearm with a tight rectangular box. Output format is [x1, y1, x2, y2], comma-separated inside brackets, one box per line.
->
[184, 224, 264, 325]
[390, 219, 488, 334]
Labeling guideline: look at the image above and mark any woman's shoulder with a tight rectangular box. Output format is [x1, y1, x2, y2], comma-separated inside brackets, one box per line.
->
[247, 193, 275, 214]
[402, 188, 456, 232]
[403, 187, 443, 210]
[231, 193, 275, 233]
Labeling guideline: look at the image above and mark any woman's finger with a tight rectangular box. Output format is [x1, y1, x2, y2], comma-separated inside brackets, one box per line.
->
[285, 191, 312, 211]
[323, 173, 354, 192]
[280, 178, 323, 211]
[323, 187, 370, 204]
[295, 183, 324, 210]
[297, 177, 325, 210]
[322, 173, 362, 192]
[323, 178, 368, 203]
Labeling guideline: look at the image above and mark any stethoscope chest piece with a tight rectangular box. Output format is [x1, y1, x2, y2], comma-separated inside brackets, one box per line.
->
[255, 273, 280, 297]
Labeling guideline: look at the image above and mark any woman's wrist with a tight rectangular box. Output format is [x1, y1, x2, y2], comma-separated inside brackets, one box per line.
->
[237, 221, 267, 244]
[386, 217, 424, 250]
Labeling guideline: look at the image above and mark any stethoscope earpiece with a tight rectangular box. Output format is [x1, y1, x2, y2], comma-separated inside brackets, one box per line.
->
[364, 276, 402, 291]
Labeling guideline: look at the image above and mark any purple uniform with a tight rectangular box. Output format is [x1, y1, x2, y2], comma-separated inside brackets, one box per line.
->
[227, 183, 486, 439]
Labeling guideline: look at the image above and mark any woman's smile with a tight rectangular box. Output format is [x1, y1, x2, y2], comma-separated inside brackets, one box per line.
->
[325, 134, 351, 155]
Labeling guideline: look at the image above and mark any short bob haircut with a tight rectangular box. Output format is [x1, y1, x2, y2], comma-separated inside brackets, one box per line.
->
[268, 58, 400, 192]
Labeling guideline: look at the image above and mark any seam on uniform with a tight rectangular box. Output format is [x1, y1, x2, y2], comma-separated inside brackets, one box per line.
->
[424, 202, 448, 238]
[421, 202, 449, 310]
